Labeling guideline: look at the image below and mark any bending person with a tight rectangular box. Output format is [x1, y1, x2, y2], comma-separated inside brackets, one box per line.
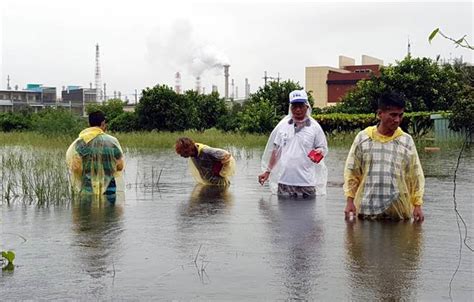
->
[175, 137, 235, 186]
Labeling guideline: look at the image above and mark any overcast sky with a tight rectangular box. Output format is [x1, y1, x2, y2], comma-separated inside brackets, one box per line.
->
[1, 0, 472, 100]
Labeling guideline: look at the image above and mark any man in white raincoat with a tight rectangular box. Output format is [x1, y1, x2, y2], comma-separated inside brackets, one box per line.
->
[343, 90, 425, 221]
[66, 111, 125, 202]
[258, 90, 328, 198]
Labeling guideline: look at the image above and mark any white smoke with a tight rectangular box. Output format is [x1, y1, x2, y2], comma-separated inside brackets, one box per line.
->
[147, 20, 229, 78]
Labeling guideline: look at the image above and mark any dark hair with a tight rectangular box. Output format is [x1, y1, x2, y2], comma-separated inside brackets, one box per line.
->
[89, 111, 106, 127]
[377, 90, 406, 111]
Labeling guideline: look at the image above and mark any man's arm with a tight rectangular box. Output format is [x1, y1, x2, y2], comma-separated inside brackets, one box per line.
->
[343, 136, 362, 218]
[258, 147, 280, 185]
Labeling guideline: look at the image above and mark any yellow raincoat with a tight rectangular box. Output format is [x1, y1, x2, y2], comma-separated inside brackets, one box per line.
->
[344, 126, 424, 219]
[66, 127, 125, 198]
[188, 143, 235, 186]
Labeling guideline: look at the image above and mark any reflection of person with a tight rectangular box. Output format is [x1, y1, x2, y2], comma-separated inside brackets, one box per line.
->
[72, 200, 123, 279]
[175, 137, 236, 186]
[182, 184, 233, 217]
[258, 90, 328, 198]
[66, 111, 125, 203]
[345, 220, 423, 300]
[343, 91, 425, 221]
[259, 197, 324, 300]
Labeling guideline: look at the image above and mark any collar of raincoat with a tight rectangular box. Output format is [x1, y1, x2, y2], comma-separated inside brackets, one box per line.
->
[79, 127, 104, 144]
[195, 143, 207, 157]
[365, 125, 404, 143]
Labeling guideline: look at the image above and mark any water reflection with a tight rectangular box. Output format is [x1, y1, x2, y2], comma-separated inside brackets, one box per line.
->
[181, 184, 233, 218]
[345, 220, 423, 300]
[71, 194, 124, 280]
[259, 196, 325, 300]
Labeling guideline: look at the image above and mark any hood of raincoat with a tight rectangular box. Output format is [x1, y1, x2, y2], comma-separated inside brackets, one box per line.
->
[79, 127, 104, 144]
[365, 126, 404, 143]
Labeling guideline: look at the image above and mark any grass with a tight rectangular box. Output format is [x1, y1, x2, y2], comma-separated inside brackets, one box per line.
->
[0, 129, 467, 151]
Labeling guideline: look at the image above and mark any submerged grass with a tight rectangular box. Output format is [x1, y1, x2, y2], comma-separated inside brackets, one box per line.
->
[0, 147, 73, 206]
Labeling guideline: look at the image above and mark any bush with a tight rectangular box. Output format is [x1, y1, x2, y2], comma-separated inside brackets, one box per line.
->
[31, 108, 86, 137]
[314, 111, 436, 137]
[0, 112, 33, 132]
[108, 112, 140, 132]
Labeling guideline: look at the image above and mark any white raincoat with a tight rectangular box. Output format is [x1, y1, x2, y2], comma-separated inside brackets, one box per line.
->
[261, 99, 328, 195]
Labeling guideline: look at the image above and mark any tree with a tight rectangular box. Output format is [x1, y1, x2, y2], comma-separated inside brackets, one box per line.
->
[336, 56, 465, 113]
[238, 99, 279, 133]
[86, 99, 125, 122]
[249, 80, 312, 118]
[135, 84, 198, 131]
[185, 90, 228, 131]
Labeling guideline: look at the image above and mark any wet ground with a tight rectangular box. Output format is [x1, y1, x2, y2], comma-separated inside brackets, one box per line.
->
[1, 147, 473, 301]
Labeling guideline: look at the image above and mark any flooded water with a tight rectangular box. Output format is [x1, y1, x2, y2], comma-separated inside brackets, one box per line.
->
[1, 147, 473, 301]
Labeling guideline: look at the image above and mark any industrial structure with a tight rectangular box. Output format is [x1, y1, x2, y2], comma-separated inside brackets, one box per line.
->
[305, 55, 383, 108]
[0, 84, 57, 113]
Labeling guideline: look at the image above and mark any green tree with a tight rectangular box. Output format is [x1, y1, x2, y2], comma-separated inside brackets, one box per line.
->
[429, 28, 473, 50]
[135, 84, 198, 131]
[336, 56, 464, 113]
[185, 90, 228, 131]
[249, 80, 312, 118]
[238, 99, 279, 133]
[85, 99, 125, 122]
[108, 111, 140, 132]
[31, 108, 86, 136]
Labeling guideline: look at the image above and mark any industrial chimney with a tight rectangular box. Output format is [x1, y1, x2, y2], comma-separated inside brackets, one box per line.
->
[175, 72, 181, 94]
[223, 64, 230, 99]
[195, 76, 201, 94]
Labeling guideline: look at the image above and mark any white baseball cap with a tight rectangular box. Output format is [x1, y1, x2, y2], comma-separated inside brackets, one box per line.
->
[289, 90, 308, 103]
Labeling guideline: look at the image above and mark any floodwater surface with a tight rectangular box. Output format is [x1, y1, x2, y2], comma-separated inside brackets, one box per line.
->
[1, 147, 473, 301]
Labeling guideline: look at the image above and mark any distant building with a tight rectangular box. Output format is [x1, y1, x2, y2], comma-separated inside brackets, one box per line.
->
[61, 86, 98, 115]
[306, 55, 383, 107]
[0, 84, 58, 113]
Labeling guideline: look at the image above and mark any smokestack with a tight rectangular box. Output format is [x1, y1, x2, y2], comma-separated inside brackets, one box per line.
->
[231, 78, 235, 99]
[223, 64, 230, 99]
[212, 85, 218, 93]
[175, 72, 181, 94]
[195, 76, 201, 94]
[245, 78, 249, 98]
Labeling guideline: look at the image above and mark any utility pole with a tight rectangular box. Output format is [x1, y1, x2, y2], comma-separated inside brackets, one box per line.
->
[263, 71, 280, 86]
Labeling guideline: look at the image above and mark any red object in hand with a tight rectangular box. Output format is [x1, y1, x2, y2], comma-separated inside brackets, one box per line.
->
[212, 162, 223, 176]
[308, 150, 324, 163]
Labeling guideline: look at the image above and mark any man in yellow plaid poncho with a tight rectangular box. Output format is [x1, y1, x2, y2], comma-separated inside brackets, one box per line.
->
[344, 91, 425, 221]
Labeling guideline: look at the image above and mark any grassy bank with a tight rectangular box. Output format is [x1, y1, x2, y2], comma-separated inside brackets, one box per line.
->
[0, 129, 466, 151]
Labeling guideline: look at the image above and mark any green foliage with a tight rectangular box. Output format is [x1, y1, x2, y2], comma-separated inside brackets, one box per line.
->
[429, 28, 473, 50]
[238, 99, 280, 133]
[216, 101, 243, 132]
[314, 111, 436, 137]
[31, 108, 86, 137]
[249, 80, 312, 117]
[186, 91, 228, 131]
[337, 57, 465, 113]
[108, 111, 140, 132]
[86, 99, 125, 122]
[1, 250, 15, 270]
[0, 112, 32, 132]
[449, 87, 474, 133]
[136, 85, 198, 131]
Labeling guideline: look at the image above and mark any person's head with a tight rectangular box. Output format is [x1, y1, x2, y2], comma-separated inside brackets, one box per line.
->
[376, 90, 406, 133]
[175, 137, 198, 158]
[289, 90, 310, 121]
[89, 110, 106, 130]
